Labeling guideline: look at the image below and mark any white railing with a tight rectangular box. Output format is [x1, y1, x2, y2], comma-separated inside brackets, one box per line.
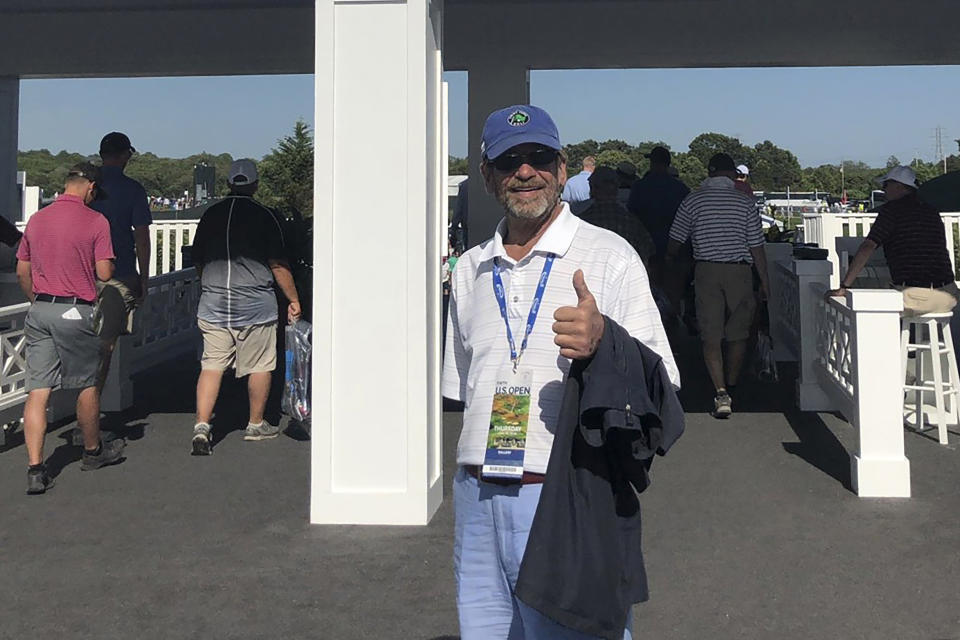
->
[778, 253, 911, 497]
[148, 220, 199, 277]
[771, 259, 801, 362]
[100, 268, 201, 411]
[802, 211, 960, 288]
[0, 302, 30, 414]
[0, 269, 200, 429]
[16, 220, 200, 278]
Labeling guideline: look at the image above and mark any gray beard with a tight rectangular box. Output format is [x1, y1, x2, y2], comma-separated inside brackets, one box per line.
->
[498, 187, 560, 221]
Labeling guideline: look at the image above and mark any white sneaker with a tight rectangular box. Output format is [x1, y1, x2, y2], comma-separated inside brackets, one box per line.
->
[243, 422, 280, 441]
[191, 422, 212, 455]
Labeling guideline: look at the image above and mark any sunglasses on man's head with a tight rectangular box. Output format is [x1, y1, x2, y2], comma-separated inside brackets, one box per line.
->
[490, 148, 559, 173]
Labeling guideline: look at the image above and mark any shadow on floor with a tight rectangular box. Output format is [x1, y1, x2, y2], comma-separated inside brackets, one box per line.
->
[782, 409, 853, 492]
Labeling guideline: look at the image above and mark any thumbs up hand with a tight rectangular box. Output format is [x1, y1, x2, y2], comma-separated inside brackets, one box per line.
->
[552, 269, 605, 360]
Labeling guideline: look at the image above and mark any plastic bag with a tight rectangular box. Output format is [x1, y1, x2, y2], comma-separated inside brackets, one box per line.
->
[282, 320, 312, 423]
[755, 331, 779, 383]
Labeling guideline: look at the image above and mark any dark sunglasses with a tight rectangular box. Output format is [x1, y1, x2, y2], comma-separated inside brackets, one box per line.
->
[490, 148, 559, 172]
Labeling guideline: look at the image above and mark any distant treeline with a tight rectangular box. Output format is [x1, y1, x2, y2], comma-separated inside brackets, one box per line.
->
[449, 132, 960, 200]
[18, 120, 315, 217]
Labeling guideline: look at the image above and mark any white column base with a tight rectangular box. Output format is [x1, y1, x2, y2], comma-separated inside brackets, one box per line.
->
[851, 455, 911, 498]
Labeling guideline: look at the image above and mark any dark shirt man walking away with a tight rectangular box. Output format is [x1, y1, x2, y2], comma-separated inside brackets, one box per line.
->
[89, 132, 153, 396]
[829, 165, 959, 315]
[627, 146, 691, 317]
[16, 164, 126, 494]
[189, 159, 301, 455]
[667, 152, 769, 419]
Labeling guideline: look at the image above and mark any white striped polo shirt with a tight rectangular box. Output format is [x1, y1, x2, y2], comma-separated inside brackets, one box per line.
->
[442, 203, 680, 474]
[669, 176, 764, 262]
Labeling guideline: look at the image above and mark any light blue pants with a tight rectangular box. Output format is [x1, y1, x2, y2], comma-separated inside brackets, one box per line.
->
[453, 467, 633, 640]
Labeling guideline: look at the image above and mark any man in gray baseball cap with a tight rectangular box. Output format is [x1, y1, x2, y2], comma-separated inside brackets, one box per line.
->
[188, 159, 301, 455]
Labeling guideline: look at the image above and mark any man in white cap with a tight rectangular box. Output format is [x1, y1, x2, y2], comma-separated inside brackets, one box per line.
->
[188, 158, 302, 455]
[734, 164, 753, 196]
[829, 165, 959, 314]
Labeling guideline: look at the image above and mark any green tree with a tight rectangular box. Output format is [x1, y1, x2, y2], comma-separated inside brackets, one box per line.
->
[672, 153, 707, 189]
[563, 139, 600, 172]
[258, 119, 315, 217]
[595, 149, 631, 169]
[449, 156, 468, 175]
[749, 140, 802, 191]
[687, 133, 746, 168]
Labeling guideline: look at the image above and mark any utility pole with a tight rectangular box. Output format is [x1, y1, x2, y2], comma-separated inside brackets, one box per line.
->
[935, 125, 947, 174]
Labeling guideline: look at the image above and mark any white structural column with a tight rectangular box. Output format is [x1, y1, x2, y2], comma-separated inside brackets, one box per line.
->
[466, 63, 530, 247]
[845, 290, 911, 497]
[311, 0, 444, 525]
[0, 78, 18, 223]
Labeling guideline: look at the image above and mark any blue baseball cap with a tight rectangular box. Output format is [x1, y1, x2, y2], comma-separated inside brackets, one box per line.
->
[481, 105, 562, 161]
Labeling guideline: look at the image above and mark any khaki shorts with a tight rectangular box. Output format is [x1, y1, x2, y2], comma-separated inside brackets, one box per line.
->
[694, 262, 756, 345]
[897, 282, 960, 317]
[198, 319, 277, 377]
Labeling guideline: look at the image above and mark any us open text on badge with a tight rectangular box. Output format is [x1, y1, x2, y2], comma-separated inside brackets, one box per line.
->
[482, 367, 533, 482]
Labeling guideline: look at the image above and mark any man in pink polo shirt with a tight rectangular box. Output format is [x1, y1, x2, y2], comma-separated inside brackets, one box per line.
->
[15, 163, 126, 495]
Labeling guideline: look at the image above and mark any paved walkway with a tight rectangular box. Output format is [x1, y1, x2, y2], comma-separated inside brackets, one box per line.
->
[1, 341, 959, 640]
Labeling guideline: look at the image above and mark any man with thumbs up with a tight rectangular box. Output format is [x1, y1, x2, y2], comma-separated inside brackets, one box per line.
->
[442, 105, 679, 640]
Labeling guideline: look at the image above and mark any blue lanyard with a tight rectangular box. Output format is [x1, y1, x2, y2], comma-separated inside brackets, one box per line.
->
[492, 253, 555, 370]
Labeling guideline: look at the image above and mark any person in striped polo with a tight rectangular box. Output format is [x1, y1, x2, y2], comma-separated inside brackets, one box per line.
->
[666, 152, 769, 418]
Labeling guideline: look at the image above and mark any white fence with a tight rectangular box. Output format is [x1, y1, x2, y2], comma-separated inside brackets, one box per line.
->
[16, 220, 200, 278]
[148, 221, 199, 277]
[774, 255, 911, 497]
[802, 212, 960, 288]
[0, 268, 200, 438]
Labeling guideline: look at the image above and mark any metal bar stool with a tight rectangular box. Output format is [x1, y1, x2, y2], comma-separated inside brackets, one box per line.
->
[901, 312, 959, 445]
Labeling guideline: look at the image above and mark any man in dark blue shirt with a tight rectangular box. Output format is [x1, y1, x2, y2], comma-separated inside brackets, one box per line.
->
[91, 132, 152, 301]
[627, 146, 691, 322]
[89, 132, 153, 395]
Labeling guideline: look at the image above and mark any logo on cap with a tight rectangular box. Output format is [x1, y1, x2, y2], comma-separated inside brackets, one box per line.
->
[507, 110, 530, 127]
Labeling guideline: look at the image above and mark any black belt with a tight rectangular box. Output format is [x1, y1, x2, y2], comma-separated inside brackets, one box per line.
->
[696, 260, 751, 266]
[35, 294, 94, 305]
[896, 282, 952, 289]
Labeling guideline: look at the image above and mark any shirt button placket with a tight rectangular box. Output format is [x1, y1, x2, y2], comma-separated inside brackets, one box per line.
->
[509, 263, 525, 318]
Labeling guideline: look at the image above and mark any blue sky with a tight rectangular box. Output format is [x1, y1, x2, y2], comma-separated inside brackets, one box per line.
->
[18, 66, 960, 168]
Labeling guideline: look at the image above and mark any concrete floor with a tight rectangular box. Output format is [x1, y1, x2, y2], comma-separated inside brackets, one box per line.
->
[1, 346, 959, 640]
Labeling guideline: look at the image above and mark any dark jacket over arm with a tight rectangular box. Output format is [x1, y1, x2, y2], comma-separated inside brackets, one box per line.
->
[515, 317, 684, 640]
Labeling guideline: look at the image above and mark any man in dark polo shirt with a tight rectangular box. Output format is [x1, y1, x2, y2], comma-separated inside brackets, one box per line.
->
[829, 165, 959, 315]
[189, 159, 301, 455]
[90, 132, 153, 394]
[15, 163, 126, 494]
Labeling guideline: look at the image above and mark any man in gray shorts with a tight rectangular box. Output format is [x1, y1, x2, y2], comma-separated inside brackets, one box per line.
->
[15, 163, 126, 494]
[188, 159, 301, 455]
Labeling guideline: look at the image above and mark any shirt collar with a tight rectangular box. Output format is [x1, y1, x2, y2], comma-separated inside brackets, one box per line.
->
[56, 194, 85, 205]
[700, 176, 735, 189]
[478, 202, 580, 263]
